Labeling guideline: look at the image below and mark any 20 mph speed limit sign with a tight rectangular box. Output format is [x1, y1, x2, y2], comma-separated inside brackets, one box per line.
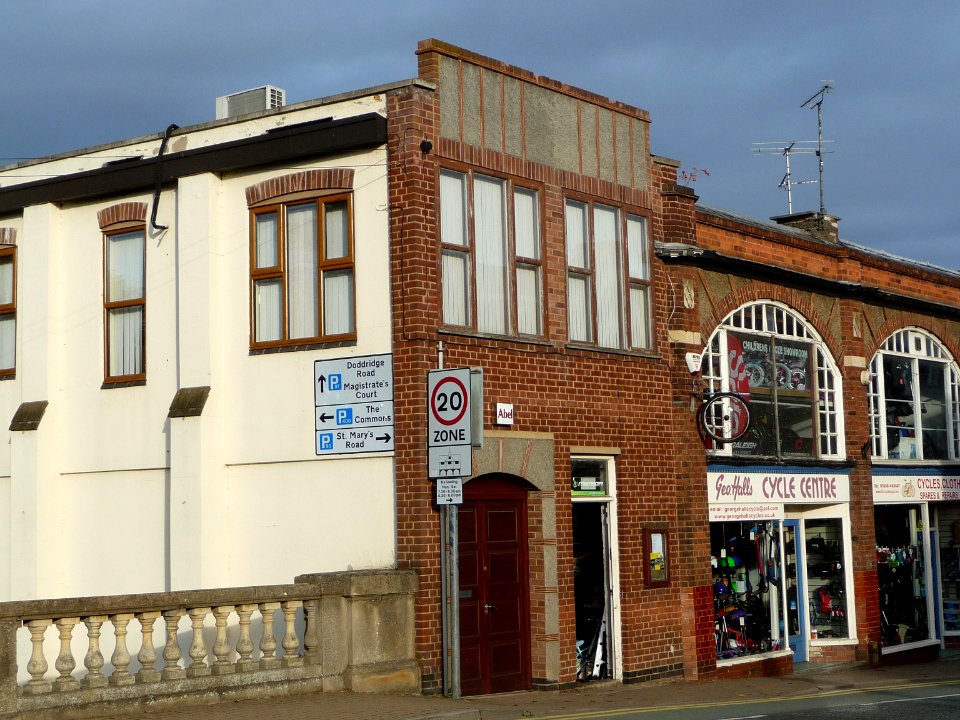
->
[428, 368, 473, 479]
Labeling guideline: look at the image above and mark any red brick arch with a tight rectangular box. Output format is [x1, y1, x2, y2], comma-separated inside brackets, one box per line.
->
[866, 318, 960, 363]
[97, 202, 148, 229]
[245, 169, 355, 207]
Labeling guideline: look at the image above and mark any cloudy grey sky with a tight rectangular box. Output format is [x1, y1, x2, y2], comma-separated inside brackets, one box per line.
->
[2, 1, 957, 270]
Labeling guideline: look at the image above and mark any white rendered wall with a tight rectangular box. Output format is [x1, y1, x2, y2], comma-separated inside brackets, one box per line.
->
[0, 94, 396, 601]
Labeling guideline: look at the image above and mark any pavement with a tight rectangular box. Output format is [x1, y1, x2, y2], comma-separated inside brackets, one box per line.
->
[101, 653, 960, 720]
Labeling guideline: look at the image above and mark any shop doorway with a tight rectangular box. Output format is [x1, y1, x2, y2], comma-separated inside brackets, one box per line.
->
[784, 519, 808, 662]
[458, 476, 531, 695]
[573, 501, 615, 680]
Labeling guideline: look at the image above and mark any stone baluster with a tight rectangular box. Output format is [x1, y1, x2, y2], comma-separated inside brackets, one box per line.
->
[53, 617, 80, 692]
[161, 609, 186, 681]
[258, 602, 280, 670]
[136, 612, 161, 683]
[302, 599, 320, 666]
[82, 616, 108, 688]
[109, 614, 135, 686]
[24, 619, 53, 695]
[235, 604, 258, 672]
[280, 600, 303, 668]
[211, 605, 235, 675]
[186, 607, 211, 678]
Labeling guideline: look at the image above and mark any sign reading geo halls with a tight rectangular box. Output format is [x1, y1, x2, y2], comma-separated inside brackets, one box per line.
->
[707, 471, 850, 504]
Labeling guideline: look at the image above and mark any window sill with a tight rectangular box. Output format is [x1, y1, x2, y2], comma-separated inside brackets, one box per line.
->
[0, 373, 14, 382]
[102, 379, 147, 389]
[437, 326, 555, 349]
[872, 459, 960, 467]
[250, 339, 357, 355]
[564, 342, 660, 360]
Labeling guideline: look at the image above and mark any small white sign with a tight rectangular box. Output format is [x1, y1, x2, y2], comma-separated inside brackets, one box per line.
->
[436, 477, 464, 505]
[496, 403, 514, 425]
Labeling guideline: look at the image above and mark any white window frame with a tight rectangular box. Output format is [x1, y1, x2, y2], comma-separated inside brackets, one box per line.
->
[701, 300, 845, 460]
[868, 327, 960, 461]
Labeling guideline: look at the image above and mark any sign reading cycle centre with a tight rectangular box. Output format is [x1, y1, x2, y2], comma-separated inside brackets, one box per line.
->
[314, 354, 394, 455]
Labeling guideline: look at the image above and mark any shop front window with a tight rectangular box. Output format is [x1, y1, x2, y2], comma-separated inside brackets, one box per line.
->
[875, 504, 931, 646]
[803, 518, 849, 640]
[701, 301, 843, 460]
[868, 328, 960, 461]
[711, 519, 786, 659]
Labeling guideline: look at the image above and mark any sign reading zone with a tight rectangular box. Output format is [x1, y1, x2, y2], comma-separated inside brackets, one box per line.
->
[428, 368, 472, 478]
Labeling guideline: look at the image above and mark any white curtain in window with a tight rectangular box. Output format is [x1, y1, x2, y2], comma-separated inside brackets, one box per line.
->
[0, 256, 12, 305]
[626, 215, 648, 280]
[109, 306, 142, 377]
[440, 171, 468, 246]
[325, 202, 349, 259]
[106, 231, 144, 376]
[0, 315, 14, 370]
[515, 189, 541, 335]
[565, 201, 588, 268]
[516, 265, 540, 335]
[286, 204, 318, 339]
[568, 274, 590, 342]
[255, 213, 278, 268]
[442, 251, 469, 326]
[255, 279, 282, 342]
[593, 205, 622, 348]
[323, 269, 355, 335]
[107, 231, 144, 302]
[474, 176, 507, 334]
[630, 285, 650, 349]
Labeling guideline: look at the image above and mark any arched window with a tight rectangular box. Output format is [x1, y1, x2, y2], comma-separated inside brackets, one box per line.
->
[701, 301, 844, 459]
[868, 328, 960, 461]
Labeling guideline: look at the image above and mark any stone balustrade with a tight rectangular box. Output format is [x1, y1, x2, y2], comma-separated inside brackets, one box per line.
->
[0, 570, 418, 718]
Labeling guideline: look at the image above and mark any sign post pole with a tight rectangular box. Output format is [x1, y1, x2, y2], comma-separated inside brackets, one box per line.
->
[428, 367, 472, 699]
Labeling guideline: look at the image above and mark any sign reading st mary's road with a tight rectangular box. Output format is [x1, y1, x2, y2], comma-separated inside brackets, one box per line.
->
[314, 354, 394, 455]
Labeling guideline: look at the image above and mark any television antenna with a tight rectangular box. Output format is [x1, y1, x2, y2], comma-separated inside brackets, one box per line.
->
[801, 82, 833, 214]
[753, 141, 824, 214]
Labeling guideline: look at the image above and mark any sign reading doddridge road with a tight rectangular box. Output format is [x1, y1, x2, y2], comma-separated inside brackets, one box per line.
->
[314, 354, 394, 455]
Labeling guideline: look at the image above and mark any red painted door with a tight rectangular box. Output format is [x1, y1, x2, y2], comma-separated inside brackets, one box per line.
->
[458, 477, 530, 695]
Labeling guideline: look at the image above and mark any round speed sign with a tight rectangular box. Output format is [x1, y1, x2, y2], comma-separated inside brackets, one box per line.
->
[430, 375, 469, 426]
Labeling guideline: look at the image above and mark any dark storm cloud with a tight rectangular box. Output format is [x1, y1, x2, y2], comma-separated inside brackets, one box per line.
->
[1, 1, 957, 268]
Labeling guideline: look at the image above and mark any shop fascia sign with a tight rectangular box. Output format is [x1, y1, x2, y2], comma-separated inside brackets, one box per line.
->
[872, 474, 960, 502]
[707, 470, 850, 505]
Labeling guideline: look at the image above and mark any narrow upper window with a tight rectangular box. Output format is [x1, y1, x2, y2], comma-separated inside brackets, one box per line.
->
[0, 243, 16, 376]
[565, 199, 651, 350]
[700, 301, 844, 460]
[440, 169, 543, 337]
[104, 227, 146, 381]
[250, 194, 355, 347]
[868, 328, 960, 461]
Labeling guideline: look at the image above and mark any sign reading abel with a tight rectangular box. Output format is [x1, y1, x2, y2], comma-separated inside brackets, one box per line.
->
[315, 354, 394, 455]
[428, 368, 472, 478]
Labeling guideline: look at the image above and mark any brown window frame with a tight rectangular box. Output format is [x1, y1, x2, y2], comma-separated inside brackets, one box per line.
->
[0, 244, 16, 377]
[438, 166, 544, 338]
[564, 195, 653, 351]
[249, 192, 356, 349]
[103, 225, 147, 384]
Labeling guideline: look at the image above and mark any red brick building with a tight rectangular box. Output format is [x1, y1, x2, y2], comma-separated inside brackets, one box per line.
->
[387, 40, 960, 693]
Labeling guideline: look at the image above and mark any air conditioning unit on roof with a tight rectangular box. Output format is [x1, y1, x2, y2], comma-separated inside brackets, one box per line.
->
[215, 85, 286, 119]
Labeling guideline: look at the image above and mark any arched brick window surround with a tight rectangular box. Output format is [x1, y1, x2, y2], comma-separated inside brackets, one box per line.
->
[245, 169, 355, 207]
[98, 203, 148, 229]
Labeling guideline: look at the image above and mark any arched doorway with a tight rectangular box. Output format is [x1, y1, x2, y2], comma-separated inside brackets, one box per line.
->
[458, 474, 532, 694]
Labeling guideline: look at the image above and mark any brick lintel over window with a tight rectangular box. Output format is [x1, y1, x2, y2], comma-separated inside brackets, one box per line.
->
[245, 169, 355, 207]
[0, 228, 16, 246]
[98, 202, 148, 229]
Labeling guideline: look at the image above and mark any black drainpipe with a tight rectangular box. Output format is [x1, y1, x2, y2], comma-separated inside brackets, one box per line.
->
[150, 123, 179, 232]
